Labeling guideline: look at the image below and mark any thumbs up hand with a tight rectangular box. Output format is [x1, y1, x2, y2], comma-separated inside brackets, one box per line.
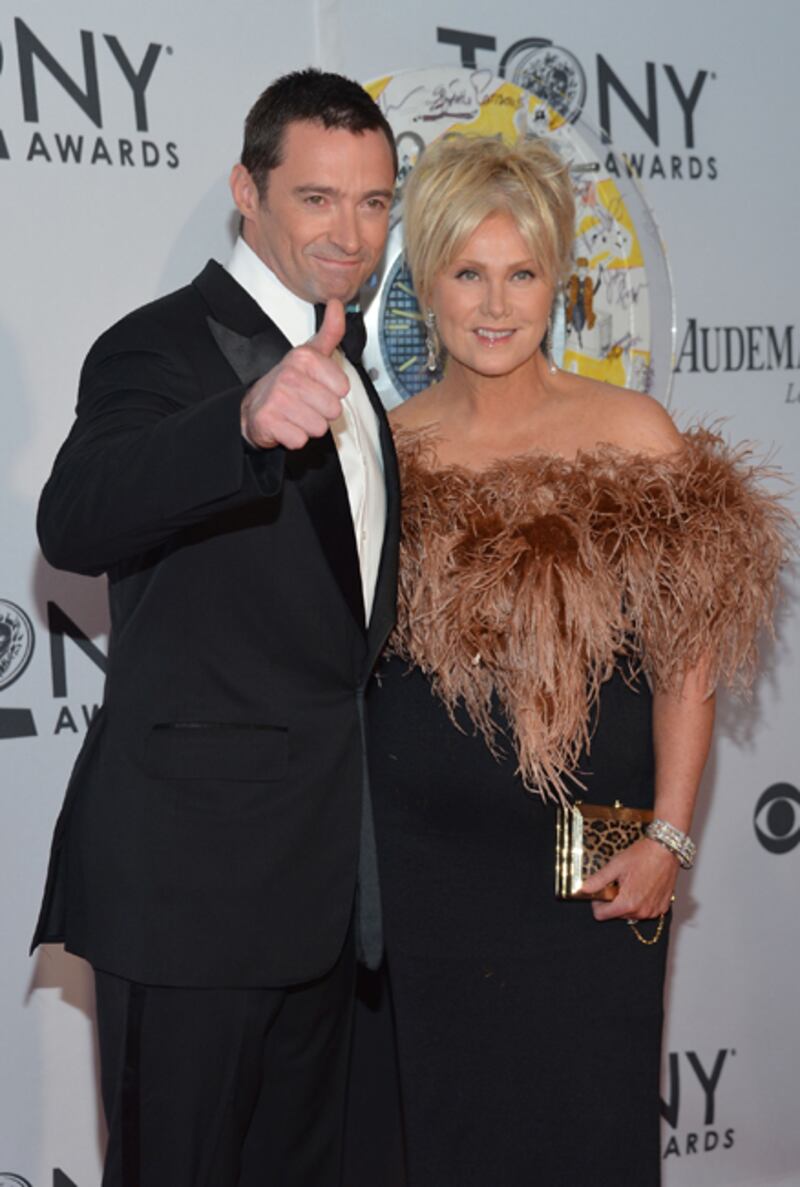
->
[308, 298, 347, 359]
[241, 299, 350, 450]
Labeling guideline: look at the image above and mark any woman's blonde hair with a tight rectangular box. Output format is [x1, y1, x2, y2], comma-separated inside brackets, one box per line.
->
[403, 135, 575, 308]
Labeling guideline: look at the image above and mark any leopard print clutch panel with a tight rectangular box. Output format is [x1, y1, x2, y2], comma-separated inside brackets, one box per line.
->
[555, 802, 654, 901]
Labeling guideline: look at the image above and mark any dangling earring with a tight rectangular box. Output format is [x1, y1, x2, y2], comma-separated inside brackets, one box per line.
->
[547, 307, 558, 375]
[547, 289, 564, 374]
[425, 309, 438, 373]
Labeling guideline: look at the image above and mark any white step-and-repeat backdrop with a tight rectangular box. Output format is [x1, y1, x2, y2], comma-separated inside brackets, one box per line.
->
[1, 2, 798, 1185]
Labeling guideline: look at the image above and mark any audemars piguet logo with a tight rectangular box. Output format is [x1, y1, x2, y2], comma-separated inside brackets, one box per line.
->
[674, 318, 800, 402]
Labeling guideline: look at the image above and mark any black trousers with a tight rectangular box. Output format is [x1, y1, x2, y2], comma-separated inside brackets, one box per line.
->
[94, 925, 355, 1187]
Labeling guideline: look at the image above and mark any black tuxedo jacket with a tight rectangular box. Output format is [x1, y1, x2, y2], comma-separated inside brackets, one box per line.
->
[32, 260, 400, 988]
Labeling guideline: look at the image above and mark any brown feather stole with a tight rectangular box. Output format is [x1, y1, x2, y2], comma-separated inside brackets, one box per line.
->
[388, 426, 793, 805]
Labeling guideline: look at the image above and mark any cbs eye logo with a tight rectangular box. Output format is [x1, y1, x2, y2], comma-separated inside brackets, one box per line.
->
[754, 784, 800, 854]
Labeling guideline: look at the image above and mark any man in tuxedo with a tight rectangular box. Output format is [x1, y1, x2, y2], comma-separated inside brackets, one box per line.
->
[32, 68, 399, 1186]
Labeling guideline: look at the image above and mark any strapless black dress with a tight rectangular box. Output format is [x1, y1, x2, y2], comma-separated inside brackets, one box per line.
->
[346, 427, 788, 1187]
[364, 659, 667, 1187]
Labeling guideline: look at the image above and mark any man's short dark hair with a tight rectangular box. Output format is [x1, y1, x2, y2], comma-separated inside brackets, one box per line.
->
[242, 67, 398, 195]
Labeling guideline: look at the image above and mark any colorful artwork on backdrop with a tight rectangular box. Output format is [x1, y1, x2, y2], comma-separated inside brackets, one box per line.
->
[362, 67, 675, 408]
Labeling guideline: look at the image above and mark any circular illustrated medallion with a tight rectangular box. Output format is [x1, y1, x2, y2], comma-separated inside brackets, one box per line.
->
[498, 37, 587, 124]
[0, 600, 35, 691]
[361, 66, 675, 408]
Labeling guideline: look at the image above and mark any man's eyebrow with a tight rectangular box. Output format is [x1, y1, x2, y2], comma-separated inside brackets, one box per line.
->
[293, 185, 339, 196]
[293, 184, 394, 200]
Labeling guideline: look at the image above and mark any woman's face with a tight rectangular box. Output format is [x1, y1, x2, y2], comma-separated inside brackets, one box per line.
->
[430, 210, 554, 379]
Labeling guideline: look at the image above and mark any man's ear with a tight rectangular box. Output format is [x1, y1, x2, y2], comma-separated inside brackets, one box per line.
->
[229, 163, 260, 221]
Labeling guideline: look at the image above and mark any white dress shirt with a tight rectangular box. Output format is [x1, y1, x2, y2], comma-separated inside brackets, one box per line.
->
[227, 236, 386, 623]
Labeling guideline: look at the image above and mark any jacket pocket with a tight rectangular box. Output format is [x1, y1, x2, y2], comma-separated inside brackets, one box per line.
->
[144, 721, 288, 783]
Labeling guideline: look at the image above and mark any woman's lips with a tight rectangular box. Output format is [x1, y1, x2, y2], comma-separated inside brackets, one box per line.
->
[474, 328, 515, 344]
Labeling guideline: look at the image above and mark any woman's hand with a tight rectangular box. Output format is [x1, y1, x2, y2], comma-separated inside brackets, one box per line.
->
[580, 837, 679, 921]
[579, 659, 714, 924]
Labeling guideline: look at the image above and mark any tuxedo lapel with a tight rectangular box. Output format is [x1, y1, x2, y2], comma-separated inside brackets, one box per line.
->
[196, 260, 290, 385]
[286, 437, 366, 633]
[194, 260, 366, 635]
[206, 318, 288, 388]
[356, 363, 400, 668]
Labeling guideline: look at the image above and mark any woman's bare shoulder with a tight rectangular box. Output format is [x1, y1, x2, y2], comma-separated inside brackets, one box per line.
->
[559, 374, 682, 457]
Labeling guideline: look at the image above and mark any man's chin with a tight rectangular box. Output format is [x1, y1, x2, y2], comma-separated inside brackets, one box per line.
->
[310, 262, 368, 304]
[315, 282, 363, 305]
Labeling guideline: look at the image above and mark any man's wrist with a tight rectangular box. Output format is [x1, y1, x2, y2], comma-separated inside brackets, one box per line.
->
[241, 418, 259, 449]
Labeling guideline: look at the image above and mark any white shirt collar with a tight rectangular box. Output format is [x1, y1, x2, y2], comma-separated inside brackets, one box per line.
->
[226, 236, 315, 347]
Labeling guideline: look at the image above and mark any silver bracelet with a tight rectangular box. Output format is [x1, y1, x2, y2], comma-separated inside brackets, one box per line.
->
[645, 819, 697, 869]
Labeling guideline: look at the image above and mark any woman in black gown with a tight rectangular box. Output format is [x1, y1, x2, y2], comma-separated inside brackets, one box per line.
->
[360, 136, 788, 1186]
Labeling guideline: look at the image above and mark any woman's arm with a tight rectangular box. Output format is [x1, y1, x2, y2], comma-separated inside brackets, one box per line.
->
[581, 662, 715, 921]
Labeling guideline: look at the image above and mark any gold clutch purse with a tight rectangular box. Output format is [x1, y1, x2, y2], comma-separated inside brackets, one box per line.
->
[555, 800, 654, 901]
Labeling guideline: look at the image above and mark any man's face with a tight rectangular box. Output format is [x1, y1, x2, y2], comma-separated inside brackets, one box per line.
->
[231, 120, 395, 304]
